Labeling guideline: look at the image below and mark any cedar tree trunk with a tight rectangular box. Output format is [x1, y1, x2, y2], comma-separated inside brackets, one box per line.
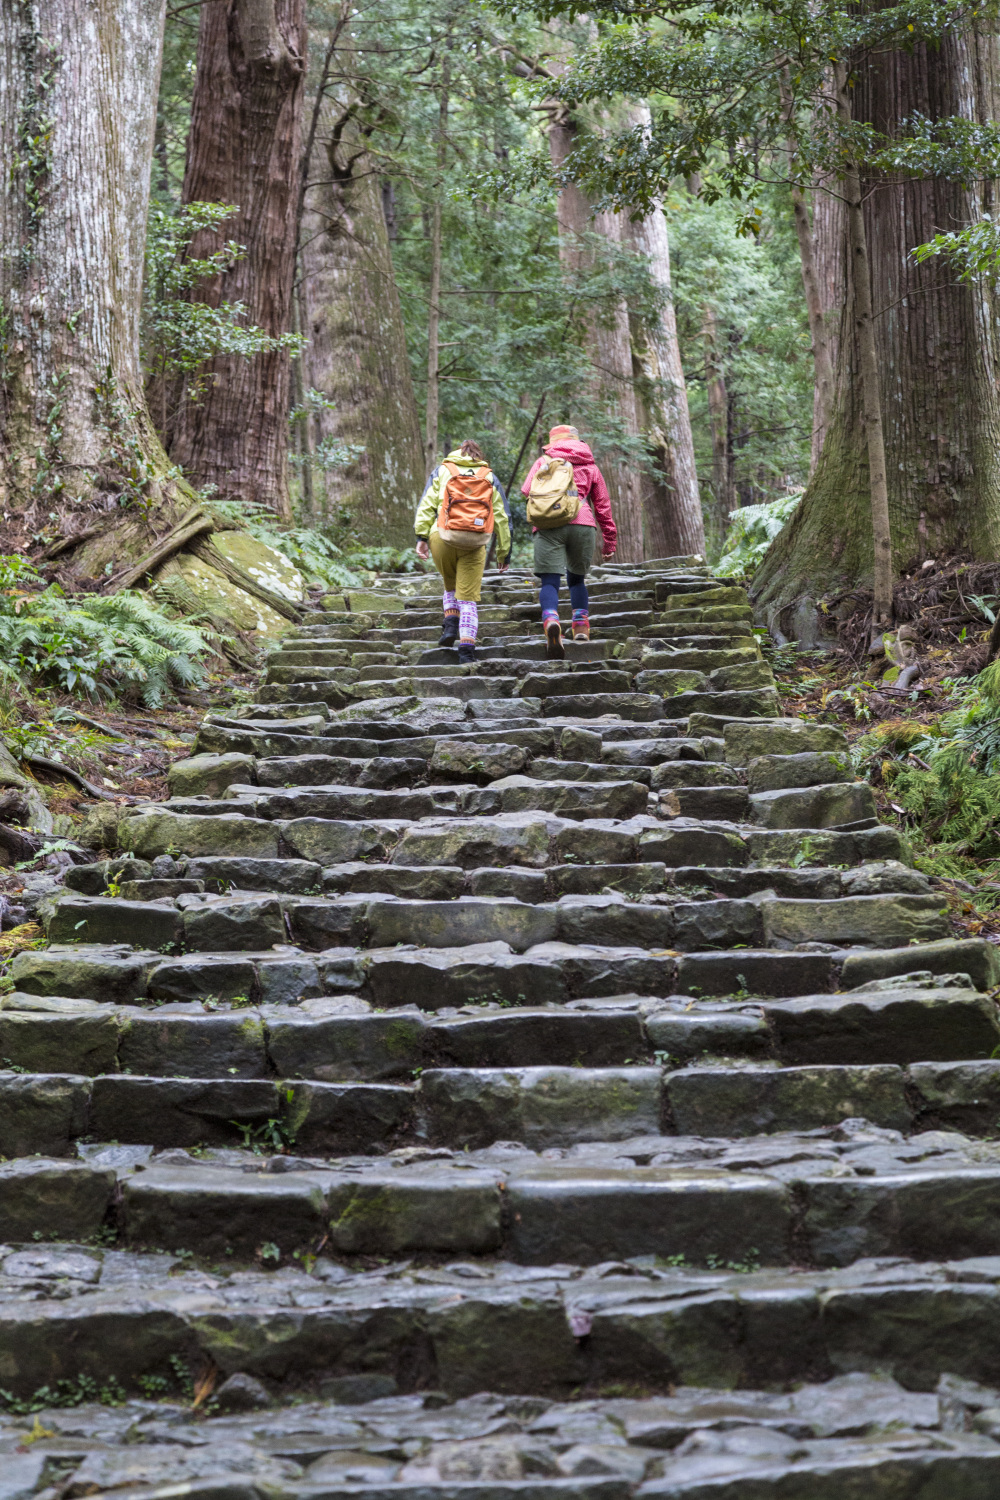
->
[169, 0, 306, 518]
[299, 111, 425, 545]
[0, 0, 181, 554]
[755, 27, 1000, 635]
[626, 188, 704, 560]
[549, 111, 643, 562]
[809, 183, 846, 471]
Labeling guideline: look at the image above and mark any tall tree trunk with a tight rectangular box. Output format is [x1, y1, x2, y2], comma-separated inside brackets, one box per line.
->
[754, 27, 1000, 635]
[626, 187, 704, 560]
[548, 110, 644, 563]
[780, 72, 837, 473]
[790, 182, 836, 473]
[424, 55, 450, 475]
[0, 0, 183, 562]
[702, 303, 732, 547]
[833, 60, 892, 631]
[169, 0, 305, 519]
[299, 109, 425, 545]
[809, 183, 846, 471]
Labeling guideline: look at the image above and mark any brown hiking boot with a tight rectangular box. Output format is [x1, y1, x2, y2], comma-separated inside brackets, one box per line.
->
[544, 618, 565, 660]
[571, 619, 590, 642]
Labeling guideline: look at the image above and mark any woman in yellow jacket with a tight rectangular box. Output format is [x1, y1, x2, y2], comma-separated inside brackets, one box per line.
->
[413, 440, 511, 663]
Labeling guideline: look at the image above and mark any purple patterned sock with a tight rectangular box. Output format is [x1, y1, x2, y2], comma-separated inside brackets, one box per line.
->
[458, 600, 478, 642]
[443, 589, 458, 615]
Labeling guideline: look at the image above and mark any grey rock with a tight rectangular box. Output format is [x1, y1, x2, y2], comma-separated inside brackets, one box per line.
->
[213, 1372, 272, 1412]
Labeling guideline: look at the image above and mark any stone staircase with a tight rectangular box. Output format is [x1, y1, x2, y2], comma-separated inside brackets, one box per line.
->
[3, 559, 1000, 1496]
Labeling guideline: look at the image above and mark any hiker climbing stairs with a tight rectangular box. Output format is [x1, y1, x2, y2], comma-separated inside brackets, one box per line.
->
[3, 560, 1000, 1495]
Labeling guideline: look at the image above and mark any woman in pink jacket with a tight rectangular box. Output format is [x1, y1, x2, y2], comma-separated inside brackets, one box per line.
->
[521, 424, 617, 658]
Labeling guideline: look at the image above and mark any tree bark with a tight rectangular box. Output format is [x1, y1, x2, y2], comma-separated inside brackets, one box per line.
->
[834, 61, 893, 631]
[298, 108, 425, 545]
[809, 183, 846, 471]
[626, 182, 704, 560]
[169, 0, 306, 519]
[424, 54, 451, 475]
[790, 182, 836, 473]
[780, 72, 837, 473]
[0, 0, 182, 551]
[702, 302, 733, 547]
[548, 110, 644, 563]
[754, 28, 1000, 635]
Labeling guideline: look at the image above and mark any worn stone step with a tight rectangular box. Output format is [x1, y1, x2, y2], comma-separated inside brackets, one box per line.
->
[56, 884, 945, 963]
[602, 738, 720, 767]
[11, 1142, 1000, 1270]
[12, 934, 842, 1007]
[6, 1248, 1000, 1407]
[265, 664, 361, 686]
[4, 980, 991, 1084]
[0, 1071, 414, 1155]
[658, 688, 781, 720]
[5, 1256, 1000, 1436]
[748, 781, 877, 829]
[529, 759, 653, 786]
[660, 786, 750, 820]
[47, 887, 815, 956]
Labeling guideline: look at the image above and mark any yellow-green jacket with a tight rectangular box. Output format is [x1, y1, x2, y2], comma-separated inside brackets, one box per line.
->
[414, 449, 511, 563]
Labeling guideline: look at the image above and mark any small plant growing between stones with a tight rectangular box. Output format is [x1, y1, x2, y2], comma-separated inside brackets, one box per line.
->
[0, 1373, 127, 1415]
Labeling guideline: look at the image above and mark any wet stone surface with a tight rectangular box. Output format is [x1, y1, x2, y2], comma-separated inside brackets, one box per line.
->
[6, 564, 1000, 1496]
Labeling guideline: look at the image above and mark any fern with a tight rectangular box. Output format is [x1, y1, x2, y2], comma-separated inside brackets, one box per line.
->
[0, 559, 209, 706]
[715, 493, 803, 579]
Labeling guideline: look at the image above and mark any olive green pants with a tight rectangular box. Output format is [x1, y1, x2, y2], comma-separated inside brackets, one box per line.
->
[430, 531, 487, 602]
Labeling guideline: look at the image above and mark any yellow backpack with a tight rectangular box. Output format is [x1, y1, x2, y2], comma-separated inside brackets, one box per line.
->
[526, 457, 581, 529]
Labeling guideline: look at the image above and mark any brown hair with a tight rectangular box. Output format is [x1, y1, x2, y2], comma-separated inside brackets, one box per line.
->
[460, 440, 486, 462]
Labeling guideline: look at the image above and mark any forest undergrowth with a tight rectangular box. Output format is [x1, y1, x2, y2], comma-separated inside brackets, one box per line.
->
[766, 556, 1000, 950]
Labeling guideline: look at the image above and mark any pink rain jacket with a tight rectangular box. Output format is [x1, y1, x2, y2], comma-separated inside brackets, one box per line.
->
[522, 439, 617, 555]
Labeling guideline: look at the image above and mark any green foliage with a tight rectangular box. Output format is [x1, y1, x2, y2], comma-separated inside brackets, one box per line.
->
[855, 664, 1000, 865]
[143, 202, 304, 391]
[714, 493, 802, 579]
[0, 1373, 127, 1415]
[0, 557, 209, 706]
[495, 0, 984, 219]
[323, 0, 667, 492]
[913, 212, 1000, 282]
[289, 389, 365, 474]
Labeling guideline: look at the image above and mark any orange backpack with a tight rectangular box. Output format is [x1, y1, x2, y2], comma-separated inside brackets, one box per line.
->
[436, 463, 495, 549]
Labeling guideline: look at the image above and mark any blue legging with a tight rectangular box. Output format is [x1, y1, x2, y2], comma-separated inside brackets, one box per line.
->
[539, 571, 588, 616]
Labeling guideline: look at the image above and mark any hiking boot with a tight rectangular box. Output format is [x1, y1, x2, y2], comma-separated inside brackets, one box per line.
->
[457, 643, 476, 665]
[438, 615, 460, 647]
[571, 619, 591, 642]
[544, 618, 565, 660]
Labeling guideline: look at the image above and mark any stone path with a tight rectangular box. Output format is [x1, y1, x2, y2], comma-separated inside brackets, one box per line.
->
[4, 559, 1000, 1497]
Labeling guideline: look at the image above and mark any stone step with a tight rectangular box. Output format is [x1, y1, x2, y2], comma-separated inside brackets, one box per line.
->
[4, 980, 992, 1081]
[9, 1040, 1000, 1157]
[11, 1136, 1000, 1271]
[65, 855, 916, 905]
[6, 1248, 1000, 1417]
[658, 688, 781, 720]
[115, 802, 909, 870]
[48, 887, 941, 957]
[10, 934, 852, 1006]
[0, 1373, 986, 1496]
[639, 646, 761, 671]
[15, 568, 995, 1432]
